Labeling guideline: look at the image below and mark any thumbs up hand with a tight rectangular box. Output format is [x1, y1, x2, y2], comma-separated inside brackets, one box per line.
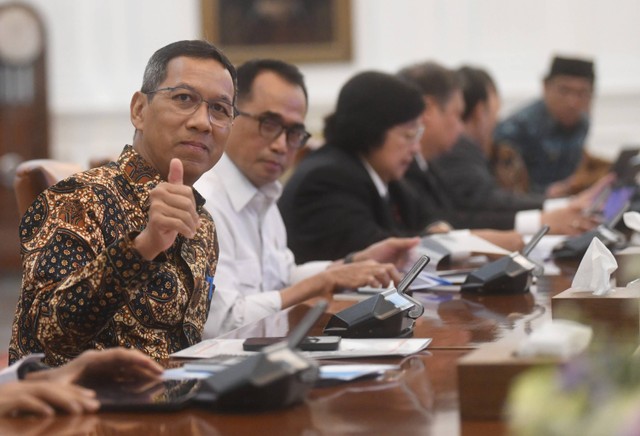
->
[134, 158, 201, 260]
[167, 156, 184, 185]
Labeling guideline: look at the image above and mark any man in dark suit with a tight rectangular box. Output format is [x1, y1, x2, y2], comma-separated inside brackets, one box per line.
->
[398, 61, 525, 230]
[430, 66, 601, 235]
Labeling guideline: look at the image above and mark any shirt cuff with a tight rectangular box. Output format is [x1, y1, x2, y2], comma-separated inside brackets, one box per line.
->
[515, 210, 542, 235]
[0, 354, 45, 385]
[246, 291, 283, 315]
[543, 197, 569, 211]
[290, 261, 332, 284]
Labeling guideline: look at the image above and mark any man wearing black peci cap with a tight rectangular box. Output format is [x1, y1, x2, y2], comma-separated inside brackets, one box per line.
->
[494, 55, 596, 195]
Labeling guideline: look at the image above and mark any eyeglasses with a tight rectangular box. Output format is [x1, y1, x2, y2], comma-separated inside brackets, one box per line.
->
[236, 109, 311, 150]
[393, 125, 425, 145]
[551, 83, 593, 100]
[144, 86, 236, 128]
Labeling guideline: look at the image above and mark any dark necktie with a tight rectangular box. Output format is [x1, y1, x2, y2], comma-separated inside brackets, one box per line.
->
[385, 191, 406, 230]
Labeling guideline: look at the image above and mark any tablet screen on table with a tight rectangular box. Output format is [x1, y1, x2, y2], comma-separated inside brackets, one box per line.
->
[82, 378, 204, 412]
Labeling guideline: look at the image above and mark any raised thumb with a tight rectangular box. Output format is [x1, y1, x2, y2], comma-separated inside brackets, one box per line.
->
[167, 158, 183, 185]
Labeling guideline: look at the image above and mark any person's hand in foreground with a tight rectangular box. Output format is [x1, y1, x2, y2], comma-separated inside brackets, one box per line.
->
[0, 381, 99, 417]
[26, 348, 164, 385]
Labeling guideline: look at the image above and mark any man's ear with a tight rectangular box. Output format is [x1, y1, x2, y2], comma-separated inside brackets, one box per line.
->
[423, 95, 438, 109]
[470, 100, 486, 122]
[130, 91, 146, 130]
[422, 96, 439, 122]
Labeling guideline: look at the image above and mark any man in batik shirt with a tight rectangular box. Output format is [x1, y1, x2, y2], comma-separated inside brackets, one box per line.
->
[494, 56, 595, 195]
[9, 40, 237, 366]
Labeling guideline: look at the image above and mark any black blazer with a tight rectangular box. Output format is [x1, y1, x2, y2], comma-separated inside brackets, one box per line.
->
[430, 135, 545, 215]
[278, 145, 428, 263]
[404, 159, 523, 230]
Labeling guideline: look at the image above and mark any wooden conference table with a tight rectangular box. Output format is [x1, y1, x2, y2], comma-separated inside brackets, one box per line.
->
[0, 270, 577, 435]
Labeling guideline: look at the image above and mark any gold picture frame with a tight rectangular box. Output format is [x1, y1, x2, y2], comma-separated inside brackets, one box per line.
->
[201, 0, 352, 64]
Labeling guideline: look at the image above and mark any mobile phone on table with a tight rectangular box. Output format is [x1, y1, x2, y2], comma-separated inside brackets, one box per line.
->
[242, 335, 341, 352]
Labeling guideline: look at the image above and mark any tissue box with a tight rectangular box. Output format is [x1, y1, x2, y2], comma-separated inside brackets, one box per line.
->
[551, 287, 640, 343]
[458, 336, 561, 420]
[615, 247, 640, 286]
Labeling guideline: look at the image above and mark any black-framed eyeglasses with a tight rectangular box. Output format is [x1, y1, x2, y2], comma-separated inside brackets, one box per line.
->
[236, 109, 311, 150]
[144, 85, 236, 128]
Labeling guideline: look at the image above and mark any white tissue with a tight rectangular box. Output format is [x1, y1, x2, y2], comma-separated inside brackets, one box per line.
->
[571, 238, 617, 296]
[517, 319, 592, 359]
[623, 211, 640, 232]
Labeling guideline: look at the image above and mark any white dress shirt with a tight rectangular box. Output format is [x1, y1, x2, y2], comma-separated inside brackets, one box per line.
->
[195, 154, 330, 338]
[0, 354, 45, 384]
[361, 158, 388, 198]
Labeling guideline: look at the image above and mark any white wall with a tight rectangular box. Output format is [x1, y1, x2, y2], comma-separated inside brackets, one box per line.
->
[3, 0, 640, 165]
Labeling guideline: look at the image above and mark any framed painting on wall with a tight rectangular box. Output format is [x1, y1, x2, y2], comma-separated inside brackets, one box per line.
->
[201, 0, 352, 64]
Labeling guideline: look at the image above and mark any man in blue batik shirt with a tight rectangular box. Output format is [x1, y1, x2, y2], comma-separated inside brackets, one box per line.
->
[494, 56, 595, 195]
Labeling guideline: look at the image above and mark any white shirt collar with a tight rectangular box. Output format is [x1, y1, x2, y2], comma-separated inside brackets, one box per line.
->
[361, 157, 388, 198]
[216, 153, 282, 213]
[414, 153, 428, 171]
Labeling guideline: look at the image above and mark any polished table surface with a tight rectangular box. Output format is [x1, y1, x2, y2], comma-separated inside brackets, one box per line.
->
[0, 270, 577, 435]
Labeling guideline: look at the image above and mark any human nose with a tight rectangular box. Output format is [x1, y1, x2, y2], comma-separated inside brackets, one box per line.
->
[269, 129, 289, 153]
[568, 93, 585, 108]
[454, 119, 464, 136]
[409, 137, 421, 154]
[186, 101, 213, 132]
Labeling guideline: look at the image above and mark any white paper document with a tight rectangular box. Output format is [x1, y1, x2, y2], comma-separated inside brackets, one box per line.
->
[523, 234, 566, 276]
[429, 230, 509, 256]
[318, 364, 399, 381]
[171, 338, 432, 360]
[163, 363, 400, 382]
[418, 230, 509, 269]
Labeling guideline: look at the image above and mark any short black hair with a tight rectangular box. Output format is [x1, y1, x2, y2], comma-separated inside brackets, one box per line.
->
[236, 58, 308, 105]
[141, 40, 237, 103]
[397, 61, 462, 107]
[324, 71, 425, 155]
[457, 66, 497, 121]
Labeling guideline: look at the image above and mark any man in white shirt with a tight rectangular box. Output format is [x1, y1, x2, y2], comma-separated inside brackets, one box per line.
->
[196, 59, 418, 337]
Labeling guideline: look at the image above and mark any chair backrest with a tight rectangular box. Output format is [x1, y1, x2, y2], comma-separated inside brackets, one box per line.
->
[13, 159, 83, 215]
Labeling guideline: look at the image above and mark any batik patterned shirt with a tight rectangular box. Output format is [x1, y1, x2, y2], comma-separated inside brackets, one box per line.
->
[494, 99, 589, 194]
[9, 145, 218, 366]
